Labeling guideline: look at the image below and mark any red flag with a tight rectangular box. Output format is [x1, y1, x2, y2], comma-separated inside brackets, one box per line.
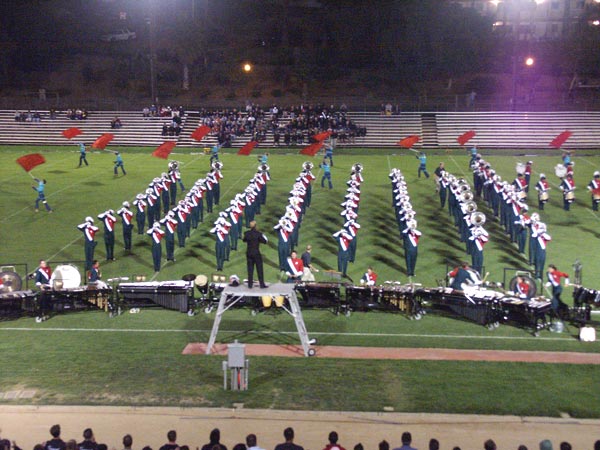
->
[92, 133, 114, 149]
[300, 142, 324, 156]
[62, 127, 83, 140]
[237, 141, 259, 156]
[313, 131, 331, 142]
[457, 130, 476, 146]
[397, 135, 421, 148]
[17, 153, 46, 172]
[152, 141, 177, 159]
[550, 131, 572, 149]
[191, 125, 211, 142]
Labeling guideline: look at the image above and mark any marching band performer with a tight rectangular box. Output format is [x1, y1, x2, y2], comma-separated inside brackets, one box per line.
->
[534, 174, 550, 210]
[210, 216, 230, 271]
[333, 229, 353, 277]
[133, 193, 147, 235]
[513, 204, 530, 255]
[524, 161, 533, 192]
[32, 178, 52, 213]
[532, 221, 551, 280]
[448, 262, 479, 291]
[78, 216, 99, 271]
[546, 264, 570, 316]
[147, 221, 165, 272]
[145, 187, 159, 227]
[587, 171, 600, 211]
[468, 222, 488, 275]
[274, 217, 293, 271]
[117, 201, 134, 251]
[402, 219, 421, 277]
[160, 210, 178, 262]
[34, 259, 53, 290]
[433, 162, 445, 193]
[227, 203, 242, 251]
[98, 209, 117, 261]
[416, 152, 429, 179]
[210, 144, 221, 165]
[559, 172, 576, 211]
[211, 161, 223, 206]
[78, 143, 88, 167]
[360, 267, 378, 286]
[88, 260, 109, 289]
[160, 172, 171, 214]
[513, 276, 530, 299]
[512, 172, 527, 200]
[284, 250, 304, 283]
[528, 212, 540, 266]
[175, 200, 189, 248]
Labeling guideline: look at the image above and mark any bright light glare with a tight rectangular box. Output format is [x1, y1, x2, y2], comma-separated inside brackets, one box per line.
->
[593, 20, 600, 26]
[525, 57, 535, 66]
[243, 63, 252, 73]
[534, 0, 545, 4]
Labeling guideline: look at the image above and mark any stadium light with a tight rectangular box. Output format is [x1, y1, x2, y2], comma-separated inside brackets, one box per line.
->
[525, 56, 535, 66]
[243, 63, 253, 73]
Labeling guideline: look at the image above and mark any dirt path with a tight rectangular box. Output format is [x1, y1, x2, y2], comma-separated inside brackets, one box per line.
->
[1, 406, 598, 450]
[183, 343, 600, 364]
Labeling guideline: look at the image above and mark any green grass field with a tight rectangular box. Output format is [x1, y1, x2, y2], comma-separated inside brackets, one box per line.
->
[1, 145, 600, 416]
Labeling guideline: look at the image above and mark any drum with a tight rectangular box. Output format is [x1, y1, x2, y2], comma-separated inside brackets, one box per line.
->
[51, 264, 81, 289]
[273, 295, 285, 307]
[518, 191, 527, 199]
[593, 193, 600, 201]
[539, 191, 549, 201]
[261, 295, 272, 308]
[195, 274, 208, 294]
[565, 191, 575, 201]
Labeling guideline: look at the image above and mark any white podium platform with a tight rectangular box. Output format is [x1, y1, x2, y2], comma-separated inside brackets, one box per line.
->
[205, 282, 316, 357]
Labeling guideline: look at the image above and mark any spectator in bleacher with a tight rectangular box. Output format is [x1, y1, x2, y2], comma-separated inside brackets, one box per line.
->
[201, 429, 227, 450]
[78, 428, 98, 450]
[428, 440, 439, 450]
[378, 441, 389, 450]
[246, 434, 264, 450]
[44, 424, 66, 450]
[274, 427, 303, 450]
[111, 117, 122, 129]
[122, 435, 133, 450]
[539, 441, 552, 450]
[392, 432, 416, 450]
[162, 123, 169, 136]
[33, 111, 41, 122]
[322, 431, 346, 450]
[14, 110, 22, 121]
[159, 430, 178, 450]
[143, 106, 150, 118]
[66, 440, 77, 450]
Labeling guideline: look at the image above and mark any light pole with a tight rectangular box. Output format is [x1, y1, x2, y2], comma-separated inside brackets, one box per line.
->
[146, 5, 158, 104]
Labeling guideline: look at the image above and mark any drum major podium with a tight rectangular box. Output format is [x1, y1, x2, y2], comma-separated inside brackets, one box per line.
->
[205, 282, 316, 357]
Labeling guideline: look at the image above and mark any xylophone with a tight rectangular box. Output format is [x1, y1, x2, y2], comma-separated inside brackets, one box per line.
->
[117, 280, 194, 313]
[498, 296, 552, 335]
[295, 282, 345, 314]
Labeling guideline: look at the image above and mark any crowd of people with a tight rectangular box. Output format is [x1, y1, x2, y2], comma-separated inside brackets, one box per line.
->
[14, 110, 42, 122]
[1, 425, 593, 450]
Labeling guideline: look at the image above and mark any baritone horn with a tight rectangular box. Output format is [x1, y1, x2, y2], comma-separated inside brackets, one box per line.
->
[470, 211, 486, 226]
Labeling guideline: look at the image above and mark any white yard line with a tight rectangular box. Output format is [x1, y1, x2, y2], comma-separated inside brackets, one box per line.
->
[0, 326, 573, 341]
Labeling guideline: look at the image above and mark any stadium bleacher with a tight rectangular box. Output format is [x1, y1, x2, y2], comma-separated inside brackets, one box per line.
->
[1, 110, 599, 149]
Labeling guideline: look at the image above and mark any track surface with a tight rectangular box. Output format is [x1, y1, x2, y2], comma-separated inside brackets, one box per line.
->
[183, 343, 600, 364]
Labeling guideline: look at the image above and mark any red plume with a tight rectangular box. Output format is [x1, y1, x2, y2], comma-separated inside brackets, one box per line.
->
[550, 131, 572, 149]
[191, 125, 211, 142]
[457, 130, 476, 146]
[62, 127, 83, 140]
[237, 141, 259, 156]
[397, 135, 421, 148]
[300, 142, 324, 156]
[92, 133, 115, 149]
[17, 153, 46, 172]
[152, 141, 177, 159]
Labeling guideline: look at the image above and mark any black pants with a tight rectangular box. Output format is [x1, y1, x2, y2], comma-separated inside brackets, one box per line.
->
[246, 253, 265, 287]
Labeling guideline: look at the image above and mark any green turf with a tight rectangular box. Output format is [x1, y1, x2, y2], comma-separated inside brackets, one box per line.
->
[1, 145, 600, 416]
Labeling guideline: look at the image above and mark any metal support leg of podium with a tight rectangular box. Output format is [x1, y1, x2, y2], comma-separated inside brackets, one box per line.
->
[205, 283, 315, 357]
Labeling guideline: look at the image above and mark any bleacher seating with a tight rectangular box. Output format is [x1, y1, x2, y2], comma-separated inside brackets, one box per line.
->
[1, 109, 599, 149]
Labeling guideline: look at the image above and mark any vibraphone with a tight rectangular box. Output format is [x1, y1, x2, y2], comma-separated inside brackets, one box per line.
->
[498, 296, 552, 335]
[415, 287, 501, 326]
[0, 290, 37, 318]
[295, 282, 345, 313]
[117, 281, 194, 313]
[379, 284, 423, 318]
